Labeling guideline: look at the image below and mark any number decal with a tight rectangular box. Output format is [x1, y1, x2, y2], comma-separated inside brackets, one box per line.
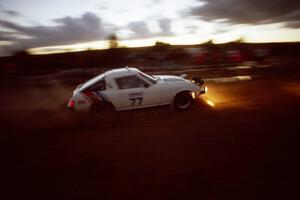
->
[129, 97, 143, 106]
[128, 92, 144, 106]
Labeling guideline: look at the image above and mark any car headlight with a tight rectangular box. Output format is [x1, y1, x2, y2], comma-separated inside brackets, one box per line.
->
[191, 92, 196, 99]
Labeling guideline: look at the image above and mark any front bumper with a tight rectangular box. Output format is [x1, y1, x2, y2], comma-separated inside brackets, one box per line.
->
[191, 86, 207, 99]
[201, 86, 208, 94]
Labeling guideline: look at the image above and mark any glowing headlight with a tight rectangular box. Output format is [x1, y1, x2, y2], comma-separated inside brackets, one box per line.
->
[191, 92, 196, 99]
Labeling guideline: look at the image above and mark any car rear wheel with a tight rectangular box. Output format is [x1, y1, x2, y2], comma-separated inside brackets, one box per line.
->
[90, 102, 115, 117]
[173, 92, 193, 111]
[89, 102, 119, 127]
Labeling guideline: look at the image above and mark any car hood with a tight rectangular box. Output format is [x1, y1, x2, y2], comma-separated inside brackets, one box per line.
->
[155, 75, 186, 82]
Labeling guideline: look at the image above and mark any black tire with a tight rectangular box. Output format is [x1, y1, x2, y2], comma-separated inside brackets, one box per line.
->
[173, 92, 193, 111]
[90, 102, 115, 117]
[89, 102, 118, 128]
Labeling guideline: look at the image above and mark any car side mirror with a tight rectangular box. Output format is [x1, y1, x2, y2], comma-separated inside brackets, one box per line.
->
[144, 83, 149, 88]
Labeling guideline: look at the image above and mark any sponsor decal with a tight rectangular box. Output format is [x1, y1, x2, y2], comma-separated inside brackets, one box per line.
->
[129, 92, 144, 98]
[81, 90, 103, 104]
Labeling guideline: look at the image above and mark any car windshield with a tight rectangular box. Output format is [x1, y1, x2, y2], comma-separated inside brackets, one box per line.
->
[139, 72, 158, 84]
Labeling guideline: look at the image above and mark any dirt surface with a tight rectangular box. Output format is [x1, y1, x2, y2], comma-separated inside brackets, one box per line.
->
[1, 68, 300, 200]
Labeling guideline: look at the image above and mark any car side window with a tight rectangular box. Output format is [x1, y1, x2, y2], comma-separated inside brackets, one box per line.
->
[89, 79, 106, 91]
[115, 75, 148, 90]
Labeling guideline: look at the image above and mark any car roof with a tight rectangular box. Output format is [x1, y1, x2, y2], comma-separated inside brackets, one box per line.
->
[104, 67, 140, 78]
[79, 67, 140, 91]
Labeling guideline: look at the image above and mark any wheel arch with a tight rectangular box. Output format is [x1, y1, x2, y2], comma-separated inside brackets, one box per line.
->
[89, 100, 116, 112]
[173, 89, 193, 100]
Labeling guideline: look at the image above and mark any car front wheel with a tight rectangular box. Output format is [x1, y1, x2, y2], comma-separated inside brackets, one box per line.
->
[173, 92, 193, 111]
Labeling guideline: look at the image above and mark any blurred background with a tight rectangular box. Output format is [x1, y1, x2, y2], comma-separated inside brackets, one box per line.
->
[1, 1, 300, 200]
[0, 0, 300, 78]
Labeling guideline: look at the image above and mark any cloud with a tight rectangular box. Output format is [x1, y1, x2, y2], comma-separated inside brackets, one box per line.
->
[0, 12, 108, 50]
[2, 10, 20, 17]
[0, 12, 175, 57]
[0, 31, 18, 41]
[158, 18, 173, 35]
[188, 0, 300, 27]
[0, 3, 21, 17]
[126, 18, 173, 39]
[0, 11, 175, 56]
[127, 21, 152, 38]
[98, 5, 109, 10]
[285, 20, 300, 29]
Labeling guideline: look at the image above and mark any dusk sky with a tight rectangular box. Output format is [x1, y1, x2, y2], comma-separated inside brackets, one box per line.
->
[0, 0, 300, 56]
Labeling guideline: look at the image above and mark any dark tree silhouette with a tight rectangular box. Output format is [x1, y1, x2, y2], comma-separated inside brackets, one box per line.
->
[108, 34, 118, 49]
[154, 41, 170, 47]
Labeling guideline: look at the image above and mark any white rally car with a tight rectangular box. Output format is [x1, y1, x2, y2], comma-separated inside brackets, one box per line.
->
[67, 67, 207, 112]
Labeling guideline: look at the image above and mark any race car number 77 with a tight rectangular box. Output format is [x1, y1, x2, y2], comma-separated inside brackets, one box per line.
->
[129, 97, 143, 106]
[128, 92, 144, 106]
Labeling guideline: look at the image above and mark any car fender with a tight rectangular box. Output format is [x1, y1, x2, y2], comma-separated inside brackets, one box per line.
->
[172, 88, 193, 99]
[170, 83, 201, 99]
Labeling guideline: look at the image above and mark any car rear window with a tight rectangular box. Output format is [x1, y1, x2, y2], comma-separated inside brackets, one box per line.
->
[86, 79, 106, 91]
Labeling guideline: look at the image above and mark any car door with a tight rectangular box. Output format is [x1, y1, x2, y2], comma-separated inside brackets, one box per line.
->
[115, 75, 160, 110]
